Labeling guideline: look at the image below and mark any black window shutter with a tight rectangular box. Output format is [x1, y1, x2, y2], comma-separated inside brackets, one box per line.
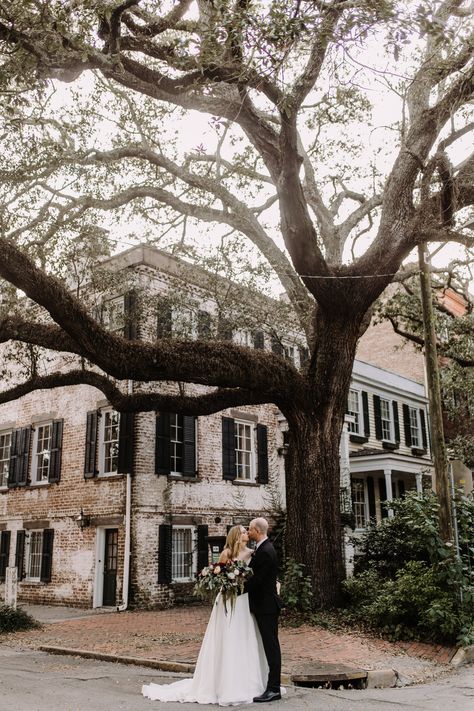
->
[48, 419, 64, 483]
[271, 335, 284, 356]
[257, 424, 269, 484]
[217, 316, 233, 342]
[124, 290, 138, 340]
[361, 391, 370, 437]
[17, 426, 31, 487]
[298, 346, 310, 367]
[378, 477, 388, 518]
[222, 417, 236, 480]
[118, 412, 134, 474]
[0, 530, 11, 581]
[420, 409, 428, 450]
[366, 476, 376, 519]
[197, 310, 212, 340]
[84, 411, 98, 478]
[15, 530, 25, 580]
[253, 330, 265, 349]
[158, 524, 172, 584]
[197, 524, 209, 572]
[373, 395, 382, 440]
[40, 529, 54, 583]
[182, 416, 197, 477]
[7, 428, 20, 488]
[155, 413, 171, 475]
[157, 298, 173, 338]
[392, 401, 400, 445]
[402, 404, 412, 447]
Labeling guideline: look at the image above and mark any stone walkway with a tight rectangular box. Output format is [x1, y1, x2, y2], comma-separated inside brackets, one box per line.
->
[2, 604, 457, 684]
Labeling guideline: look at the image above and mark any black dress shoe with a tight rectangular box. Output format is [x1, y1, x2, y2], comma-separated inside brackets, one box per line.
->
[253, 689, 282, 703]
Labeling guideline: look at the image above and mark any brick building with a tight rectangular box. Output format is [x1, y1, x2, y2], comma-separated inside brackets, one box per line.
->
[0, 245, 434, 608]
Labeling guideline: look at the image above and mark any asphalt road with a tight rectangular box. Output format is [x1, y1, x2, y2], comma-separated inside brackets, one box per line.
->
[0, 647, 473, 711]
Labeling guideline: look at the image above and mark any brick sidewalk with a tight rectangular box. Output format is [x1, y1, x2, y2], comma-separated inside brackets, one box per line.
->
[2, 605, 456, 683]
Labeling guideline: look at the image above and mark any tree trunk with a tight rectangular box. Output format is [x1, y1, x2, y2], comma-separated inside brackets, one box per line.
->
[283, 309, 362, 608]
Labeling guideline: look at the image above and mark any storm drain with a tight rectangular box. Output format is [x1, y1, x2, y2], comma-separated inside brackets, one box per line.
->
[291, 662, 367, 690]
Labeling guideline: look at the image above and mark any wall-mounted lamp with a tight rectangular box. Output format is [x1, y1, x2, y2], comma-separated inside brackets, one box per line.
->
[76, 508, 90, 530]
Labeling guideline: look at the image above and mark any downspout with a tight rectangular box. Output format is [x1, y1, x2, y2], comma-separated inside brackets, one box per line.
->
[117, 379, 133, 612]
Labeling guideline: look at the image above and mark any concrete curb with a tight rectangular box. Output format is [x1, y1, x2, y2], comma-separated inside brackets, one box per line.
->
[450, 645, 474, 668]
[39, 645, 451, 688]
[365, 669, 397, 688]
[39, 645, 293, 684]
[39, 646, 196, 674]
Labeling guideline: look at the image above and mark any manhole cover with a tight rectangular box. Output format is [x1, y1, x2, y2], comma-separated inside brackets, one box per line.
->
[292, 662, 367, 689]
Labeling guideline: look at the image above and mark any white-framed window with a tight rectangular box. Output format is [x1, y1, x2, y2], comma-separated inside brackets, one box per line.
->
[31, 423, 52, 484]
[0, 430, 11, 487]
[283, 342, 297, 366]
[408, 407, 421, 448]
[25, 530, 43, 581]
[234, 329, 252, 347]
[102, 296, 125, 333]
[347, 390, 361, 434]
[172, 526, 196, 581]
[352, 478, 368, 529]
[170, 414, 184, 474]
[380, 398, 393, 441]
[99, 408, 120, 475]
[235, 420, 256, 481]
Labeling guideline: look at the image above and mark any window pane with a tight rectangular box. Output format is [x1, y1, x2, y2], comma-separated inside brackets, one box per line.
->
[0, 432, 11, 487]
[170, 414, 184, 473]
[347, 390, 359, 433]
[352, 478, 367, 528]
[172, 528, 193, 580]
[409, 408, 420, 447]
[35, 424, 52, 482]
[103, 411, 119, 473]
[28, 531, 43, 579]
[380, 400, 392, 440]
[235, 422, 253, 480]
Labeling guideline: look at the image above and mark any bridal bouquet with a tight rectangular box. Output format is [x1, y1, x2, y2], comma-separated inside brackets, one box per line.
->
[194, 560, 253, 614]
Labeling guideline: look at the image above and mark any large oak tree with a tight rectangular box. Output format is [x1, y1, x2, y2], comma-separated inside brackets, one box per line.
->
[1, 0, 473, 606]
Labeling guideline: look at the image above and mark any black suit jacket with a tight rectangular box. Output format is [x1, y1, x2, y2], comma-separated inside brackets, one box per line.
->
[245, 538, 281, 615]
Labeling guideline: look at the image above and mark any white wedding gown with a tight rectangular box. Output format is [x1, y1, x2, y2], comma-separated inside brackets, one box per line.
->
[142, 592, 269, 706]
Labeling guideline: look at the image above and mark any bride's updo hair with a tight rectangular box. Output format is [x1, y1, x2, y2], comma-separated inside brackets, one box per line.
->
[224, 525, 245, 561]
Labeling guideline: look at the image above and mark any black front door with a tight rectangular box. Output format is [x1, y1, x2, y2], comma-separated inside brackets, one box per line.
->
[103, 529, 118, 606]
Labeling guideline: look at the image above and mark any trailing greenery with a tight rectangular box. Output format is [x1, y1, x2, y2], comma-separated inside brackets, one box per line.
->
[343, 492, 474, 646]
[0, 604, 40, 634]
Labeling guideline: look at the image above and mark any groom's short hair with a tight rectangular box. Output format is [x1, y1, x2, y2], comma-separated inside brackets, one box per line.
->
[251, 517, 269, 535]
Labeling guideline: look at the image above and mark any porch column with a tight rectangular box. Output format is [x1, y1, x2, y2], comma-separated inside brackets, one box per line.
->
[415, 473, 423, 493]
[384, 469, 394, 518]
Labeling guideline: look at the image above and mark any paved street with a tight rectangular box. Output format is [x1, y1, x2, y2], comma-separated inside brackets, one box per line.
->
[0, 648, 472, 711]
[2, 604, 456, 684]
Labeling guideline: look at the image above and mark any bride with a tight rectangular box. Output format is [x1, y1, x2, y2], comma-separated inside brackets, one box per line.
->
[142, 525, 269, 706]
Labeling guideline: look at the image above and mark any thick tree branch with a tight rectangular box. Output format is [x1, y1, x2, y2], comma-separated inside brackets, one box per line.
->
[0, 369, 276, 414]
[0, 238, 304, 399]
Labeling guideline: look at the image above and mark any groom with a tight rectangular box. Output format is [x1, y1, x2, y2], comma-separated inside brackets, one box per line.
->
[245, 517, 282, 703]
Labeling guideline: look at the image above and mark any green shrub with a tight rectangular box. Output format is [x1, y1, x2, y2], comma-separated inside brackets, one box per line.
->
[280, 557, 313, 612]
[0, 604, 40, 634]
[343, 491, 474, 646]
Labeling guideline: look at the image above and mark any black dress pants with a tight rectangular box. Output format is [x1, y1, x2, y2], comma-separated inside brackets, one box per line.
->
[254, 613, 281, 692]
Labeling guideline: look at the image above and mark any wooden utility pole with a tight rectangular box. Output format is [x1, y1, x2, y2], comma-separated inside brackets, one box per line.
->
[418, 244, 453, 541]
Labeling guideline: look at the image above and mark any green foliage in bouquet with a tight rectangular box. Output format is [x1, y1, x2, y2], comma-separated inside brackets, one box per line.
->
[194, 560, 253, 614]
